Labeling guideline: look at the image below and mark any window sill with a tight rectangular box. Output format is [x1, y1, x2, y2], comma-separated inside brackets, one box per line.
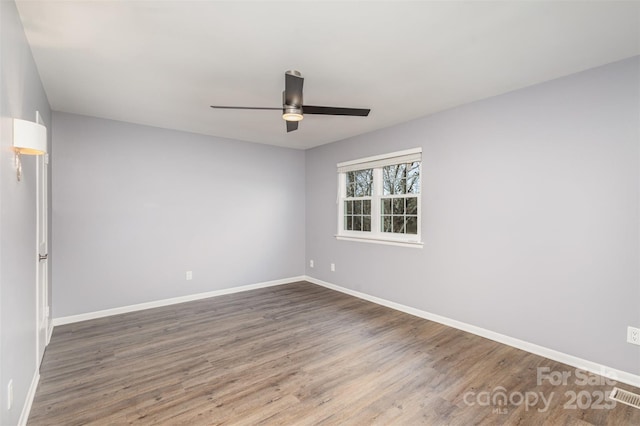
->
[335, 235, 424, 248]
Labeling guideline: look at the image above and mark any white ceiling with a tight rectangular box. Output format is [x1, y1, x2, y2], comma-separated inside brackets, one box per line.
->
[16, 1, 640, 150]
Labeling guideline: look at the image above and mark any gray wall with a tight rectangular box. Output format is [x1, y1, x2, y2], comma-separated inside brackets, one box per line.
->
[306, 56, 640, 375]
[52, 112, 305, 318]
[0, 1, 52, 424]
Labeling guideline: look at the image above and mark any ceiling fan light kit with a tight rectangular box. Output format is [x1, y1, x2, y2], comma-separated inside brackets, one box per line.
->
[211, 70, 370, 132]
[282, 107, 303, 122]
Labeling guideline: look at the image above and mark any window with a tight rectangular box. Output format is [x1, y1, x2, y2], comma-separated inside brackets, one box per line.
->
[344, 169, 372, 232]
[337, 148, 422, 247]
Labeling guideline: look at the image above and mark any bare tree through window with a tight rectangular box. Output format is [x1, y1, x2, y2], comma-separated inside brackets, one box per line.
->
[381, 162, 420, 234]
[337, 149, 422, 245]
[344, 169, 373, 231]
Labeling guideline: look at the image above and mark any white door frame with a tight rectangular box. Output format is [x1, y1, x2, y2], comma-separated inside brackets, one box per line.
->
[35, 113, 49, 365]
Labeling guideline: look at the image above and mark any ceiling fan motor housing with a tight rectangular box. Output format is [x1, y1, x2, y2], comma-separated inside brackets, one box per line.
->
[285, 70, 302, 78]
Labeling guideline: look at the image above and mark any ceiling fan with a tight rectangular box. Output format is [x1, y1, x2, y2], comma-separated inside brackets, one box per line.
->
[210, 70, 371, 132]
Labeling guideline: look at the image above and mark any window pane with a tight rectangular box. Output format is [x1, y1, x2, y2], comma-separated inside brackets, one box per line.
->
[406, 177, 418, 194]
[384, 165, 404, 195]
[393, 216, 405, 233]
[383, 165, 395, 195]
[354, 200, 362, 214]
[407, 162, 419, 177]
[345, 216, 352, 230]
[346, 171, 354, 185]
[384, 164, 396, 178]
[345, 200, 353, 214]
[346, 169, 373, 198]
[354, 169, 373, 197]
[406, 162, 420, 194]
[353, 215, 362, 231]
[406, 197, 417, 215]
[383, 162, 420, 196]
[382, 198, 391, 214]
[412, 178, 420, 194]
[406, 216, 418, 234]
[398, 164, 408, 195]
[363, 216, 371, 231]
[363, 200, 371, 215]
[393, 198, 405, 215]
[382, 215, 392, 232]
[398, 178, 407, 194]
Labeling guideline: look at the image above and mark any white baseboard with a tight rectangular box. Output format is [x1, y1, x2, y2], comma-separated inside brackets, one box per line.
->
[52, 276, 305, 326]
[304, 275, 640, 389]
[18, 370, 39, 426]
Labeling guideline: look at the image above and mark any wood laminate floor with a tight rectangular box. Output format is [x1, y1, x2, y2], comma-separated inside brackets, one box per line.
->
[28, 282, 640, 425]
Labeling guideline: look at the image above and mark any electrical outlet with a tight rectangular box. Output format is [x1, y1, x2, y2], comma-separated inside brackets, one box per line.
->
[7, 379, 13, 410]
[330, 263, 335, 272]
[628, 326, 640, 345]
[186, 271, 193, 281]
[309, 260, 314, 268]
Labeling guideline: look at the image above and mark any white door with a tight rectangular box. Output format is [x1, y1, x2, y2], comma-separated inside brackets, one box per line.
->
[36, 152, 49, 364]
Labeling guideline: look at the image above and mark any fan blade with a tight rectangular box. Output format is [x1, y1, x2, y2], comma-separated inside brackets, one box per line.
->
[285, 71, 304, 106]
[286, 120, 298, 132]
[302, 105, 370, 116]
[210, 106, 281, 110]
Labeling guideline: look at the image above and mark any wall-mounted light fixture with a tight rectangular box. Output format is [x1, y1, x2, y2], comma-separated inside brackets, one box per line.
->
[13, 118, 47, 181]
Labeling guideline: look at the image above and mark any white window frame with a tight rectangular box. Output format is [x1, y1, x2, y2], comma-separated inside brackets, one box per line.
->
[336, 148, 423, 248]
